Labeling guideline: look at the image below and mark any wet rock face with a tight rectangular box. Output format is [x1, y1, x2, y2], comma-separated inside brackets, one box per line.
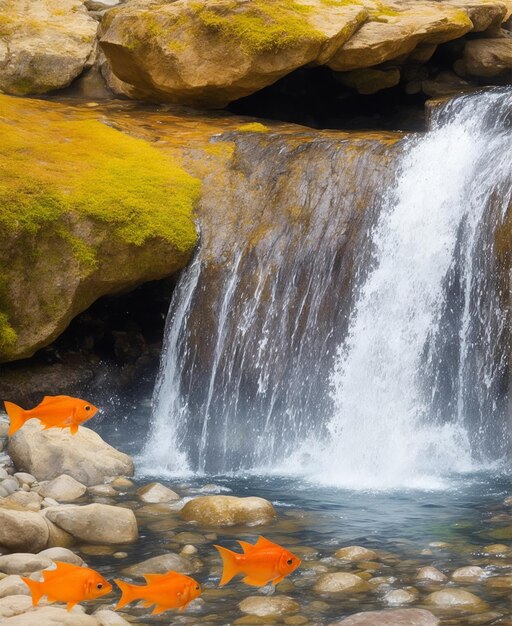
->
[181, 495, 276, 526]
[0, 0, 97, 95]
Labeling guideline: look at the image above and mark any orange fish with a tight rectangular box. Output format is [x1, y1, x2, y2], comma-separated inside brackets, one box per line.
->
[22, 561, 112, 611]
[4, 395, 99, 436]
[115, 571, 202, 614]
[214, 536, 301, 587]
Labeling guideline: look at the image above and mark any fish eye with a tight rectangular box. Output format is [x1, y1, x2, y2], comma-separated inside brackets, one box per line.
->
[85, 406, 91, 411]
[287, 559, 293, 565]
[195, 585, 200, 590]
[97, 583, 103, 589]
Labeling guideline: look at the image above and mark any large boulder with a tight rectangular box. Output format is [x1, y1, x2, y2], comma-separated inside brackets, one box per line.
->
[462, 38, 512, 77]
[100, 0, 368, 107]
[45, 503, 138, 545]
[8, 422, 133, 486]
[331, 608, 440, 625]
[0, 554, 53, 576]
[0, 509, 49, 552]
[0, 0, 97, 95]
[181, 495, 276, 526]
[0, 94, 199, 362]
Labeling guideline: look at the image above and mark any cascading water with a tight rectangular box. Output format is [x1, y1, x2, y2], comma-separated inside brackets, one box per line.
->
[142, 89, 512, 488]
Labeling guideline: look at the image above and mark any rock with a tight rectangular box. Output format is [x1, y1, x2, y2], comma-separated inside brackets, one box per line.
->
[88, 484, 117, 497]
[0, 576, 29, 599]
[38, 547, 83, 566]
[331, 608, 440, 625]
[42, 517, 75, 549]
[484, 575, 512, 588]
[0, 94, 199, 363]
[101, 0, 368, 106]
[415, 566, 447, 581]
[452, 565, 485, 582]
[0, 554, 53, 576]
[181, 495, 276, 526]
[313, 572, 371, 594]
[136, 482, 180, 503]
[0, 509, 49, 552]
[1, 478, 19, 495]
[174, 532, 207, 545]
[0, 595, 33, 618]
[9, 424, 134, 486]
[110, 477, 134, 490]
[425, 589, 489, 610]
[122, 552, 199, 577]
[13, 473, 35, 486]
[181, 544, 198, 556]
[384, 588, 416, 605]
[239, 596, 300, 617]
[0, 0, 97, 96]
[334, 546, 378, 562]
[93, 610, 131, 626]
[336, 68, 401, 95]
[483, 543, 509, 554]
[0, 491, 41, 512]
[0, 605, 98, 624]
[45, 503, 138, 544]
[463, 39, 512, 78]
[39, 475, 87, 501]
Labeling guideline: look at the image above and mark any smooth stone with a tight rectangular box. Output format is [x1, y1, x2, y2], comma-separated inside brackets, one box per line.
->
[122, 552, 200, 577]
[46, 503, 138, 544]
[0, 594, 33, 618]
[93, 609, 131, 625]
[38, 547, 83, 566]
[13, 473, 35, 486]
[0, 509, 49, 552]
[110, 477, 134, 490]
[136, 482, 180, 503]
[79, 545, 115, 556]
[415, 566, 447, 581]
[42, 517, 74, 549]
[239, 595, 300, 617]
[0, 486, 9, 498]
[1, 478, 19, 495]
[0, 554, 52, 576]
[113, 552, 128, 559]
[0, 469, 9, 480]
[0, 491, 42, 511]
[384, 589, 415, 605]
[425, 589, 488, 610]
[174, 531, 207, 545]
[181, 495, 276, 527]
[181, 544, 198, 556]
[0, 576, 29, 598]
[331, 608, 440, 625]
[484, 543, 509, 554]
[88, 484, 117, 497]
[41, 498, 59, 508]
[487, 526, 512, 540]
[39, 475, 87, 501]
[0, 605, 97, 624]
[313, 572, 371, 594]
[485, 575, 512, 588]
[335, 546, 377, 562]
[452, 566, 485, 582]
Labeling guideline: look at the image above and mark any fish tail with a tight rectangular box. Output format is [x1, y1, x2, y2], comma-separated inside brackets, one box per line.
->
[5, 401, 28, 436]
[21, 577, 44, 606]
[214, 545, 242, 586]
[114, 579, 142, 610]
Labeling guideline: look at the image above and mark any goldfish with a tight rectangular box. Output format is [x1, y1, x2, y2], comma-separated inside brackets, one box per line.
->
[214, 536, 301, 587]
[4, 395, 99, 436]
[115, 571, 202, 614]
[22, 561, 112, 611]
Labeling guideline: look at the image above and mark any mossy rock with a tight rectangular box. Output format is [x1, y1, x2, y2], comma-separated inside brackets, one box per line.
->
[0, 94, 200, 361]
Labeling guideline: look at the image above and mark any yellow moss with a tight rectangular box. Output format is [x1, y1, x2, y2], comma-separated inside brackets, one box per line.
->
[0, 95, 200, 266]
[202, 141, 236, 159]
[194, 0, 324, 53]
[0, 313, 17, 350]
[236, 122, 269, 133]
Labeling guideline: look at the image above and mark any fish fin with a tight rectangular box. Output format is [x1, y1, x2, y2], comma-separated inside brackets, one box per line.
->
[273, 575, 285, 585]
[255, 536, 280, 550]
[21, 577, 45, 606]
[5, 401, 28, 437]
[141, 600, 153, 608]
[214, 545, 241, 586]
[242, 575, 271, 587]
[142, 573, 177, 584]
[237, 540, 255, 553]
[42, 561, 79, 581]
[114, 579, 143, 610]
[70, 424, 79, 435]
[66, 601, 78, 612]
[151, 604, 170, 615]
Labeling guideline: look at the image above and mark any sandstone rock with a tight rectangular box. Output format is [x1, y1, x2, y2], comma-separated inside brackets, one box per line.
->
[313, 572, 371, 594]
[181, 495, 276, 526]
[94, 610, 131, 626]
[425, 588, 488, 610]
[484, 574, 512, 588]
[415, 566, 447, 581]
[9, 424, 133, 486]
[0, 554, 52, 576]
[0, 576, 29, 599]
[331, 608, 440, 625]
[0, 491, 42, 512]
[46, 503, 138, 544]
[451, 565, 485, 582]
[239, 595, 300, 617]
[0, 594, 33, 618]
[136, 482, 180, 503]
[1, 478, 19, 495]
[384, 588, 416, 605]
[0, 605, 98, 624]
[13, 473, 35, 486]
[0, 509, 49, 552]
[41, 517, 75, 549]
[39, 475, 87, 501]
[336, 68, 401, 95]
[38, 547, 84, 566]
[110, 477, 134, 491]
[0, 0, 97, 96]
[100, 0, 368, 107]
[334, 546, 378, 562]
[88, 484, 117, 497]
[463, 38, 512, 77]
[122, 552, 200, 578]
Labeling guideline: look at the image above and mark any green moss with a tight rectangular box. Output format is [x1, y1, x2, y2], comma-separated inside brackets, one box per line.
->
[236, 122, 269, 133]
[0, 313, 17, 351]
[194, 0, 324, 53]
[0, 95, 200, 268]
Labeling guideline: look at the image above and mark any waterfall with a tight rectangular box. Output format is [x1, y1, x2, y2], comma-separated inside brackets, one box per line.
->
[142, 89, 512, 488]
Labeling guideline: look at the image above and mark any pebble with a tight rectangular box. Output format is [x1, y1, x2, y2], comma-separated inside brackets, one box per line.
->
[425, 588, 489, 610]
[415, 566, 447, 582]
[239, 595, 300, 617]
[313, 572, 371, 594]
[1, 478, 19, 495]
[335, 546, 378, 562]
[384, 588, 416, 605]
[452, 566, 485, 582]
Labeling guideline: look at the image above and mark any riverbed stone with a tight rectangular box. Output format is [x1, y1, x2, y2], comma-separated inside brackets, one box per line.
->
[425, 588, 488, 610]
[39, 475, 87, 501]
[0, 554, 52, 576]
[93, 609, 131, 626]
[45, 503, 138, 544]
[88, 484, 117, 497]
[0, 594, 33, 618]
[136, 482, 180, 503]
[0, 605, 98, 624]
[38, 547, 83, 566]
[0, 491, 42, 512]
[9, 424, 134, 486]
[122, 552, 200, 577]
[331, 608, 440, 625]
[314, 572, 371, 594]
[462, 38, 512, 78]
[0, 576, 28, 598]
[0, 509, 49, 552]
[13, 473, 35, 486]
[181, 495, 276, 526]
[452, 565, 485, 582]
[335, 546, 378, 562]
[415, 566, 447, 581]
[485, 574, 512, 588]
[384, 588, 416, 605]
[239, 595, 300, 617]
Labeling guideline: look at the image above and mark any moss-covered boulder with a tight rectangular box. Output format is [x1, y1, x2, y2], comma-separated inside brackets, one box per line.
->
[0, 0, 97, 95]
[100, 0, 368, 107]
[0, 94, 200, 361]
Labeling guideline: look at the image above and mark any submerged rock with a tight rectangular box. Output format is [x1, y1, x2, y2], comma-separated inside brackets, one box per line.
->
[0, 605, 98, 624]
[425, 588, 489, 610]
[9, 423, 133, 486]
[181, 495, 276, 526]
[335, 546, 378, 562]
[331, 608, 440, 625]
[122, 552, 200, 577]
[313, 572, 371, 594]
[39, 475, 87, 501]
[239, 595, 300, 617]
[451, 565, 485, 582]
[415, 566, 447, 581]
[136, 482, 180, 503]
